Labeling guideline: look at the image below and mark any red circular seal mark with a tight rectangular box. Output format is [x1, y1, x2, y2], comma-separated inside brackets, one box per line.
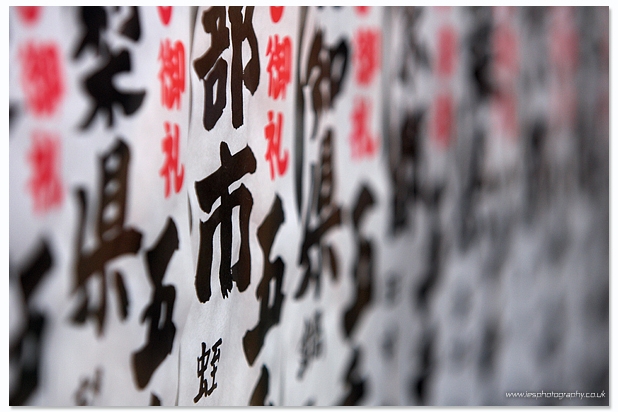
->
[17, 7, 41, 25]
[270, 6, 284, 23]
[158, 6, 172, 26]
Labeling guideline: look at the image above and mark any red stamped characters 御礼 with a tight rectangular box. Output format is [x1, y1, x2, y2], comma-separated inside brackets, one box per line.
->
[26, 131, 64, 214]
[20, 41, 65, 118]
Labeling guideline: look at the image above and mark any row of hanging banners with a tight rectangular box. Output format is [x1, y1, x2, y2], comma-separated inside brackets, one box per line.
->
[9, 6, 609, 406]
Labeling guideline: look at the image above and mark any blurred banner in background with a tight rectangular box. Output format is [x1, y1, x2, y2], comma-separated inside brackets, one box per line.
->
[9, 6, 609, 406]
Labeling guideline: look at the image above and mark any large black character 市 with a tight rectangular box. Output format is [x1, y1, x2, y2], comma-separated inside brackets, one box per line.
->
[295, 129, 342, 300]
[9, 242, 53, 406]
[194, 142, 256, 303]
[73, 6, 145, 130]
[132, 218, 179, 389]
[71, 139, 143, 335]
[243, 195, 285, 366]
[193, 6, 260, 131]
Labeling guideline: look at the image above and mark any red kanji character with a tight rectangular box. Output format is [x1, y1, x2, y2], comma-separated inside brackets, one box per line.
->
[160, 122, 185, 197]
[432, 93, 453, 148]
[492, 17, 519, 140]
[549, 7, 579, 121]
[354, 28, 380, 87]
[20, 42, 64, 117]
[270, 6, 284, 23]
[355, 6, 370, 16]
[492, 24, 518, 85]
[158, 6, 172, 26]
[436, 26, 457, 78]
[349, 98, 378, 159]
[266, 35, 292, 100]
[491, 92, 518, 139]
[16, 7, 41, 25]
[158, 39, 186, 110]
[26, 131, 63, 214]
[264, 111, 289, 180]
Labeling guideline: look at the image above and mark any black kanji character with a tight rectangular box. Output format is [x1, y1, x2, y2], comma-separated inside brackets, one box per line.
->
[9, 241, 53, 406]
[338, 347, 366, 406]
[73, 6, 146, 130]
[74, 368, 103, 406]
[9, 102, 20, 132]
[150, 393, 161, 406]
[304, 29, 349, 140]
[467, 7, 494, 101]
[194, 142, 256, 303]
[297, 310, 323, 379]
[73, 7, 108, 59]
[343, 185, 375, 338]
[249, 365, 273, 406]
[193, 6, 229, 131]
[294, 18, 350, 216]
[389, 110, 423, 235]
[243, 195, 285, 366]
[118, 6, 141, 42]
[295, 130, 342, 300]
[384, 273, 401, 306]
[524, 121, 547, 224]
[71, 139, 143, 335]
[79, 49, 146, 130]
[410, 333, 433, 405]
[398, 7, 430, 83]
[381, 326, 398, 361]
[458, 130, 484, 252]
[193, 6, 260, 131]
[194, 338, 222, 403]
[229, 6, 260, 128]
[416, 189, 443, 309]
[132, 218, 179, 389]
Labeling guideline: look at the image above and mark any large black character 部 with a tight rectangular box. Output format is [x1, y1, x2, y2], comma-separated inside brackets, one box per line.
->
[295, 130, 342, 300]
[243, 195, 285, 366]
[73, 6, 145, 130]
[71, 139, 143, 335]
[132, 218, 179, 389]
[9, 241, 53, 406]
[193, 6, 260, 131]
[194, 142, 256, 303]
[343, 185, 375, 338]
